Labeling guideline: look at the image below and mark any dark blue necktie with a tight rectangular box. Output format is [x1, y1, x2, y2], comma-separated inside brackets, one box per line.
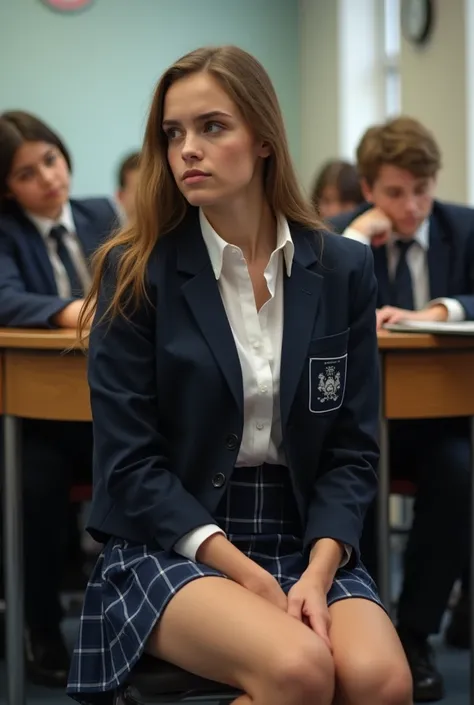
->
[49, 225, 84, 298]
[391, 239, 415, 310]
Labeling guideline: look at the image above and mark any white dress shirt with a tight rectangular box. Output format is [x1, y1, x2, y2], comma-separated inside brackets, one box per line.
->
[343, 220, 465, 319]
[26, 202, 91, 298]
[174, 210, 351, 568]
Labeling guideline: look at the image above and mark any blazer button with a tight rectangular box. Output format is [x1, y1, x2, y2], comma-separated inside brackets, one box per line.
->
[225, 433, 239, 450]
[212, 472, 226, 488]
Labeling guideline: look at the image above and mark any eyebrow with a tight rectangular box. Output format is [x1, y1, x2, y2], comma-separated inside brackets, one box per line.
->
[162, 110, 233, 127]
[11, 147, 56, 178]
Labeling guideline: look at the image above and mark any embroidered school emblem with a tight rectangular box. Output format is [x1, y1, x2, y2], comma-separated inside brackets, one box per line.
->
[317, 365, 341, 403]
[309, 354, 347, 413]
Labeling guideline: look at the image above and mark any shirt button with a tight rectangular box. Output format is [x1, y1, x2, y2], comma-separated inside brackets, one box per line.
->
[212, 472, 226, 488]
[259, 385, 268, 394]
[231, 248, 240, 257]
[256, 422, 264, 430]
[253, 341, 261, 350]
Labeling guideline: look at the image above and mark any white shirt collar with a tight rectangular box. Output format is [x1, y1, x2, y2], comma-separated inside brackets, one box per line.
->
[199, 208, 294, 280]
[391, 218, 429, 251]
[25, 201, 75, 240]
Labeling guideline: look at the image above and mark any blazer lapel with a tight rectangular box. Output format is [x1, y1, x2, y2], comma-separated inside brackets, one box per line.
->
[427, 215, 450, 299]
[280, 229, 323, 429]
[71, 202, 99, 261]
[16, 213, 57, 293]
[372, 246, 391, 306]
[177, 212, 243, 412]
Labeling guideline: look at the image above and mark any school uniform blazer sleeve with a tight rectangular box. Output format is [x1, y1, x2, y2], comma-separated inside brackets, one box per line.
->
[452, 218, 474, 319]
[304, 246, 379, 561]
[88, 252, 218, 552]
[0, 225, 74, 327]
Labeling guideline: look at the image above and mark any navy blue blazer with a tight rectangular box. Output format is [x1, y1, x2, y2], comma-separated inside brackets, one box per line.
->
[87, 209, 380, 564]
[0, 197, 117, 328]
[329, 200, 474, 319]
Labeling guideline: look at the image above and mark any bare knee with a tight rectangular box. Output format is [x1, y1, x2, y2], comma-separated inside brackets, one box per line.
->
[262, 634, 335, 705]
[337, 655, 413, 705]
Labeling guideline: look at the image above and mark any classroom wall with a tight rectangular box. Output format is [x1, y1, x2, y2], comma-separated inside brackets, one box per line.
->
[400, 0, 470, 202]
[299, 0, 386, 192]
[0, 0, 299, 197]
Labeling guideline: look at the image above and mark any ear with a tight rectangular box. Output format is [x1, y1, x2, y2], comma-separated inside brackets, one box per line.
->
[360, 178, 373, 203]
[116, 189, 124, 205]
[257, 141, 271, 159]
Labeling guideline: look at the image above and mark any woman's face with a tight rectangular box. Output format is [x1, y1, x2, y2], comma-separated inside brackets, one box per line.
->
[163, 71, 270, 209]
[6, 141, 70, 218]
[318, 185, 357, 219]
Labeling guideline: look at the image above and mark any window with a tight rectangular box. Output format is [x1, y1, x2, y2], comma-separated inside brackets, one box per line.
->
[383, 0, 401, 116]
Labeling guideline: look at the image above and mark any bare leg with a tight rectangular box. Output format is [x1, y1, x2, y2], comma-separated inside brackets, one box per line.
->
[329, 598, 413, 705]
[146, 576, 335, 705]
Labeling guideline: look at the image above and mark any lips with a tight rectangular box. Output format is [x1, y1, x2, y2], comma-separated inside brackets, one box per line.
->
[182, 169, 210, 182]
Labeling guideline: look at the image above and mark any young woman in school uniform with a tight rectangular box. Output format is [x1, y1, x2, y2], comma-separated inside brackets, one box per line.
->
[68, 47, 413, 705]
[0, 111, 117, 687]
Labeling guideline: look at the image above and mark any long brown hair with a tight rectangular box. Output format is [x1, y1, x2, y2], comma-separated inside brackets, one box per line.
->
[79, 45, 324, 334]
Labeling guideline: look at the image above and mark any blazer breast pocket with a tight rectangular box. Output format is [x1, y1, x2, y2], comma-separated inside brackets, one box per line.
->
[308, 329, 349, 414]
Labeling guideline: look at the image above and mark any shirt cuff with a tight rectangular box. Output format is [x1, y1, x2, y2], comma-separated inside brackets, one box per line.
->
[429, 297, 466, 322]
[340, 544, 352, 568]
[173, 524, 225, 562]
[342, 227, 371, 246]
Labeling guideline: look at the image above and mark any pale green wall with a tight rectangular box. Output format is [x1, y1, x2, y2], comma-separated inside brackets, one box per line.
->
[0, 0, 299, 198]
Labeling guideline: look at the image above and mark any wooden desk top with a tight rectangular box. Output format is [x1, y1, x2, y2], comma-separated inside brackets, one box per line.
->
[377, 329, 474, 350]
[0, 328, 85, 351]
[0, 327, 473, 353]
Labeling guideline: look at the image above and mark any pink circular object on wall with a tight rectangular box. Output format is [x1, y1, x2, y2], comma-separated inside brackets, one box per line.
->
[41, 0, 94, 11]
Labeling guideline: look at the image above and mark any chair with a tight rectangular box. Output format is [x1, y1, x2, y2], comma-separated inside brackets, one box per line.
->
[114, 655, 241, 704]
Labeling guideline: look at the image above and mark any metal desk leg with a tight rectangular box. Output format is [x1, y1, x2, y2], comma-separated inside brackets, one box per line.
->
[470, 417, 474, 705]
[3, 414, 25, 705]
[377, 414, 391, 612]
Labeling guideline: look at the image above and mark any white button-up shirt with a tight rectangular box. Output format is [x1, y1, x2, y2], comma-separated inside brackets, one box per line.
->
[344, 220, 465, 319]
[175, 210, 351, 568]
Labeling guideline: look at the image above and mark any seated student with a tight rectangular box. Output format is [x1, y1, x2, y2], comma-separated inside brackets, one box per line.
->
[330, 115, 473, 702]
[115, 151, 140, 223]
[67, 46, 412, 705]
[311, 159, 365, 220]
[0, 110, 117, 686]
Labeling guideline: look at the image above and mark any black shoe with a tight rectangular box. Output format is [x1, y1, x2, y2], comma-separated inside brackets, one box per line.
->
[445, 591, 470, 650]
[25, 626, 70, 688]
[398, 629, 444, 702]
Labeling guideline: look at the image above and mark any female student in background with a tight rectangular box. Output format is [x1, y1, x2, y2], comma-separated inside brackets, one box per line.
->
[0, 111, 116, 687]
[68, 47, 413, 705]
[311, 159, 365, 220]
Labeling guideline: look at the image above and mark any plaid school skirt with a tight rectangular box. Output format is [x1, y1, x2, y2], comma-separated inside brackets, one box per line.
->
[67, 464, 382, 705]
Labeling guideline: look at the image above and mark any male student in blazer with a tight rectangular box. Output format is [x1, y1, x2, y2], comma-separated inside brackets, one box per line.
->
[330, 116, 474, 703]
[0, 110, 117, 687]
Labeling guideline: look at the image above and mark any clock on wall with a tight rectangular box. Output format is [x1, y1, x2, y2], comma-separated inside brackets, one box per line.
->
[40, 0, 94, 11]
[401, 0, 434, 45]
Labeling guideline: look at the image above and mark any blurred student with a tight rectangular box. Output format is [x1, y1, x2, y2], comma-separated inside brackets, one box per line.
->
[116, 151, 140, 222]
[330, 116, 473, 702]
[0, 110, 116, 686]
[311, 159, 364, 220]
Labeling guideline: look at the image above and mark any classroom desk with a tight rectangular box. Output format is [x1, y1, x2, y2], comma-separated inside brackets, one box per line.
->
[0, 328, 87, 705]
[377, 330, 474, 705]
[2, 329, 474, 705]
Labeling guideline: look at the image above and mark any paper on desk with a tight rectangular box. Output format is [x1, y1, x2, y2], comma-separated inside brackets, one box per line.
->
[385, 320, 474, 335]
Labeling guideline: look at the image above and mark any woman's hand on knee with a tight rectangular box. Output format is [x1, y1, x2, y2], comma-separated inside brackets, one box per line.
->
[287, 576, 332, 652]
[240, 570, 288, 612]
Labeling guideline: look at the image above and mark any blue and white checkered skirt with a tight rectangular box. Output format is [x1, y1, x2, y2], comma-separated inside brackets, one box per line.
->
[67, 464, 382, 704]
